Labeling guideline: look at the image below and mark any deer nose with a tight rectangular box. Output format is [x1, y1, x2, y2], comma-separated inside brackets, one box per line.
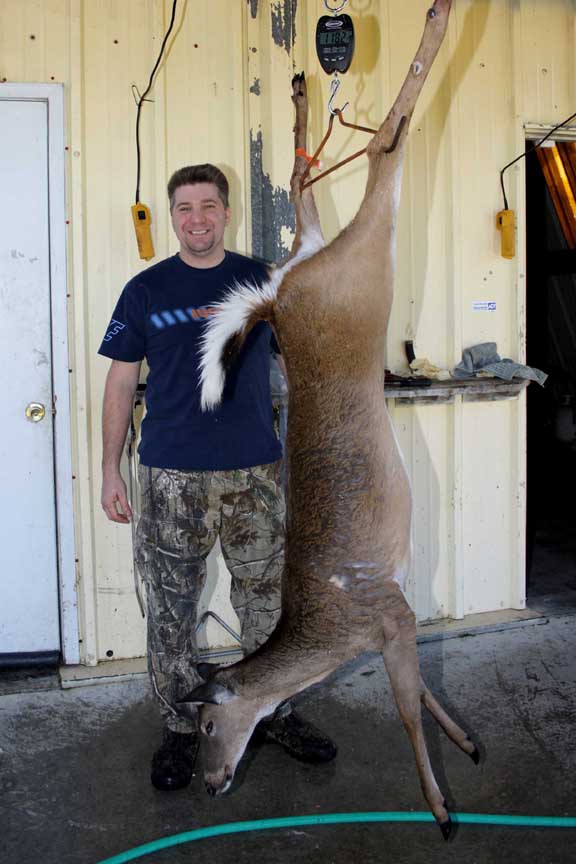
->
[205, 770, 234, 797]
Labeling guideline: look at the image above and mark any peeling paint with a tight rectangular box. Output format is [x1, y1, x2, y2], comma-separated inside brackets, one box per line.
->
[250, 129, 294, 263]
[250, 77, 261, 95]
[271, 0, 297, 56]
[248, 0, 259, 19]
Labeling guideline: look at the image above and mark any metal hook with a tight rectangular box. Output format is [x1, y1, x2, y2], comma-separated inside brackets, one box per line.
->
[131, 84, 154, 107]
[328, 76, 349, 116]
[131, 84, 142, 106]
[324, 0, 348, 13]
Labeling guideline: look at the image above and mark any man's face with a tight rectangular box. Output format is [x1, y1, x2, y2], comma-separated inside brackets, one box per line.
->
[171, 182, 231, 266]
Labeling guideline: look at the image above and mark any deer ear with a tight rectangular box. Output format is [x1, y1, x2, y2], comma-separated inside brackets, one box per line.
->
[178, 680, 235, 710]
[196, 662, 219, 681]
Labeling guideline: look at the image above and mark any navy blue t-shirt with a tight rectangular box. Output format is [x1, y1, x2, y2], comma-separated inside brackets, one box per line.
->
[98, 252, 282, 470]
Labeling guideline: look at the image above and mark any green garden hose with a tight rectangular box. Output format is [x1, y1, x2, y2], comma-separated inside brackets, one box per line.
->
[97, 811, 576, 864]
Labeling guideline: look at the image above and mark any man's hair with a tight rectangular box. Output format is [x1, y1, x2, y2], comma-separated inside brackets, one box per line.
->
[167, 164, 230, 209]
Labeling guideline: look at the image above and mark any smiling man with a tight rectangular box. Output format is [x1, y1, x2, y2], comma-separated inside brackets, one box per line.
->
[98, 164, 336, 795]
[171, 177, 230, 264]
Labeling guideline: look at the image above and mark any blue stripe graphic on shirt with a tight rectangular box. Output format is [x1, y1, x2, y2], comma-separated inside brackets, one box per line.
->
[161, 310, 177, 326]
[150, 307, 217, 329]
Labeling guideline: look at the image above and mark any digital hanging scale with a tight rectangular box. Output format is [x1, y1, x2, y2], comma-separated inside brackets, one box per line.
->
[315, 14, 355, 74]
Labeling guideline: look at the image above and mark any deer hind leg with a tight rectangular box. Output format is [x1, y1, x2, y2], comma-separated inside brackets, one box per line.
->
[420, 680, 480, 764]
[363, 0, 452, 199]
[289, 72, 324, 258]
[381, 592, 452, 840]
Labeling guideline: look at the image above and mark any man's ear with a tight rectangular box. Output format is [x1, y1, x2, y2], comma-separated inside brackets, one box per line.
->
[177, 680, 235, 712]
[225, 207, 231, 226]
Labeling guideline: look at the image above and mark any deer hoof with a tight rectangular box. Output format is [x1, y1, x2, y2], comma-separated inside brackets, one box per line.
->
[439, 817, 453, 842]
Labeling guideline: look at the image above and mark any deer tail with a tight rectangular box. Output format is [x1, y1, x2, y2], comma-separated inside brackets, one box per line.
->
[199, 276, 278, 411]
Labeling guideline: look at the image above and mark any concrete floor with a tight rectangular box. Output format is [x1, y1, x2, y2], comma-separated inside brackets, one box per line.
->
[2, 600, 576, 864]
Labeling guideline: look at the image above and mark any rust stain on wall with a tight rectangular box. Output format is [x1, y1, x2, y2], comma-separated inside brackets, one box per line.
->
[250, 128, 294, 263]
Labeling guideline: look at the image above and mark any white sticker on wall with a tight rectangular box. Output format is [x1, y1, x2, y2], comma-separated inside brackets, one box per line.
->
[472, 301, 496, 311]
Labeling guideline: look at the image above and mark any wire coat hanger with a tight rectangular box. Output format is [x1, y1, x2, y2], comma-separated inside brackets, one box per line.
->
[300, 77, 378, 188]
[300, 78, 407, 190]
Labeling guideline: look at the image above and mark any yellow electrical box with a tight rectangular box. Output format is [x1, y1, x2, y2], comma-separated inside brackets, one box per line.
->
[496, 209, 515, 259]
[131, 203, 154, 260]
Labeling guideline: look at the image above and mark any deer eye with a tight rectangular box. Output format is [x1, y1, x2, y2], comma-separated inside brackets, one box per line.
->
[203, 721, 214, 736]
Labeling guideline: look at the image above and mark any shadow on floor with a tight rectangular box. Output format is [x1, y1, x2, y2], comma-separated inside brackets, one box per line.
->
[2, 609, 576, 864]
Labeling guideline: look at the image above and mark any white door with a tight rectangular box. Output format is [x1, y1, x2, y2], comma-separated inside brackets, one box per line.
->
[0, 98, 60, 657]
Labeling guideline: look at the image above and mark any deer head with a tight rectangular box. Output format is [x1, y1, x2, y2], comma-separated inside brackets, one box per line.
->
[178, 666, 280, 796]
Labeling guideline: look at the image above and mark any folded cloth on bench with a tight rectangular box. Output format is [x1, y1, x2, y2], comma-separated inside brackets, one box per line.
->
[453, 342, 547, 386]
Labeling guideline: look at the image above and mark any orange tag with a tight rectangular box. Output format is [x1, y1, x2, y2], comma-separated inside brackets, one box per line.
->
[295, 147, 321, 169]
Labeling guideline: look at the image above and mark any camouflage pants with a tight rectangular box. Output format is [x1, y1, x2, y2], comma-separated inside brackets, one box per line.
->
[135, 461, 285, 733]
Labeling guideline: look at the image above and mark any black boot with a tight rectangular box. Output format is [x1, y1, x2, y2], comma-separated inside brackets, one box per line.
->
[260, 710, 338, 764]
[150, 728, 199, 791]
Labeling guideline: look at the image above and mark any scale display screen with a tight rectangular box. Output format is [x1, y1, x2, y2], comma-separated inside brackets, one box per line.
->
[315, 14, 354, 74]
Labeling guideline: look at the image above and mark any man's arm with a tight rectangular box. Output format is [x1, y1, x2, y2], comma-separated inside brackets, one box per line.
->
[101, 359, 142, 523]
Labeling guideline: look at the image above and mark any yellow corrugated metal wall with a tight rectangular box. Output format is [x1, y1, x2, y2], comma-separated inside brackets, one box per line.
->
[1, 0, 574, 662]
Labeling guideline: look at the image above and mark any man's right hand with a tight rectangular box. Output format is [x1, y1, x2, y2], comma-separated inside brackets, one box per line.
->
[102, 470, 133, 523]
[101, 359, 141, 524]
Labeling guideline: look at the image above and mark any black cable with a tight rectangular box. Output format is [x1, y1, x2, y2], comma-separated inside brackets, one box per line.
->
[135, 0, 179, 204]
[500, 109, 576, 211]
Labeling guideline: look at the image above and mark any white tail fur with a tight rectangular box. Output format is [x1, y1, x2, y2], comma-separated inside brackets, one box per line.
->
[198, 278, 277, 411]
[199, 229, 324, 411]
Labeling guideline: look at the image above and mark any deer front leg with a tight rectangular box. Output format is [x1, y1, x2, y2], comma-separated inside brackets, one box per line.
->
[289, 72, 324, 258]
[381, 591, 452, 840]
[420, 680, 480, 764]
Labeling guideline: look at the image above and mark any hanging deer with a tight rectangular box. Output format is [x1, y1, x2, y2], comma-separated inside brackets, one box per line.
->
[180, 0, 478, 839]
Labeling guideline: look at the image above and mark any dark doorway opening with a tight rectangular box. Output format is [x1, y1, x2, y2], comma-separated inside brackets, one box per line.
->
[525, 142, 576, 615]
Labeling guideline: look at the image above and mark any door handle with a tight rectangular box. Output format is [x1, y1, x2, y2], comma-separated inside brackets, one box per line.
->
[25, 402, 46, 422]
